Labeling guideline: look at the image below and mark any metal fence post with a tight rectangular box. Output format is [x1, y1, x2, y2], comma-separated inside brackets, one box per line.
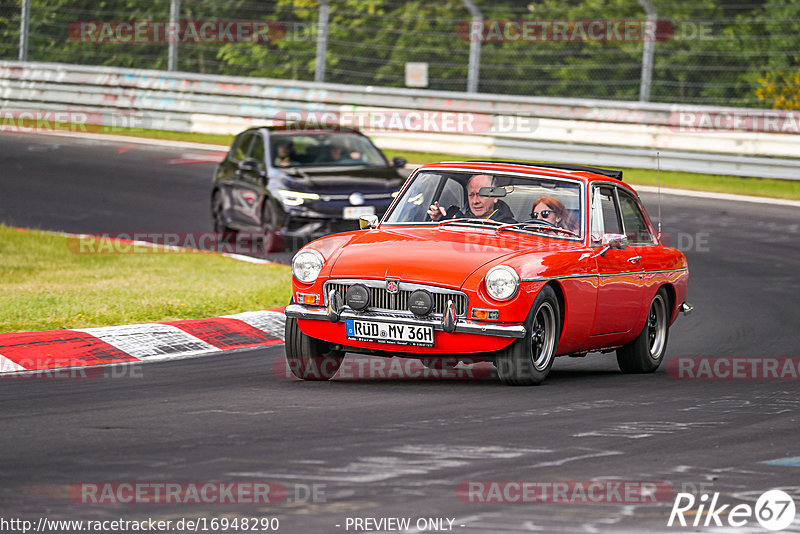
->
[315, 0, 329, 83]
[168, 0, 180, 71]
[19, 0, 30, 61]
[462, 0, 482, 93]
[638, 0, 656, 102]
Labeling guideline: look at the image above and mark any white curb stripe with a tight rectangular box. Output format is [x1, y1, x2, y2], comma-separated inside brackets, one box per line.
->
[223, 311, 286, 339]
[74, 324, 219, 359]
[0, 354, 26, 372]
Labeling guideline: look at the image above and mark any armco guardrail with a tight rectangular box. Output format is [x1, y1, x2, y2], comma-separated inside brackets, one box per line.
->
[2, 61, 799, 179]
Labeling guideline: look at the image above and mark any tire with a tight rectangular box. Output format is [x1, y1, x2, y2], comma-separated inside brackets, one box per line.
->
[617, 288, 670, 373]
[284, 316, 344, 380]
[212, 190, 236, 241]
[496, 285, 561, 386]
[260, 199, 284, 253]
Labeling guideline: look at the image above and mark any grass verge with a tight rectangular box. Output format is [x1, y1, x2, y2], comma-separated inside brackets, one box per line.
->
[0, 225, 291, 333]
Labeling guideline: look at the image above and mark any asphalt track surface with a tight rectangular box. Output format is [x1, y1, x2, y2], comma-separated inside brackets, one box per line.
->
[1, 132, 799, 533]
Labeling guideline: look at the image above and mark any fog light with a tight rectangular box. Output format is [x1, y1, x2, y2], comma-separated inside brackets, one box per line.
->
[345, 284, 370, 311]
[298, 292, 320, 305]
[471, 308, 499, 320]
[408, 289, 434, 316]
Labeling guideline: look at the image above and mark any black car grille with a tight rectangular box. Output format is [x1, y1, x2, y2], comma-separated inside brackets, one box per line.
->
[325, 281, 468, 317]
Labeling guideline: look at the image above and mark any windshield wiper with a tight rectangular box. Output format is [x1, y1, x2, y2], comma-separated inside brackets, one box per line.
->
[437, 217, 506, 228]
[496, 221, 580, 238]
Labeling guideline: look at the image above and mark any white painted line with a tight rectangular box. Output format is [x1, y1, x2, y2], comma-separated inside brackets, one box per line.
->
[634, 184, 800, 207]
[221, 252, 272, 264]
[223, 311, 286, 339]
[0, 354, 26, 373]
[74, 324, 219, 359]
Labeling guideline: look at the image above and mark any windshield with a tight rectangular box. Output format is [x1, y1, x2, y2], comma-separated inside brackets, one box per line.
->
[384, 170, 584, 239]
[270, 132, 388, 168]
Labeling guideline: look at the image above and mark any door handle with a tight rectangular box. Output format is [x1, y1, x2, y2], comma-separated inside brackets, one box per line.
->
[627, 256, 642, 263]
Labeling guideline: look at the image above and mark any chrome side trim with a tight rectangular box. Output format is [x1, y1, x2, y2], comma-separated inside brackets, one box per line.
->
[285, 304, 526, 338]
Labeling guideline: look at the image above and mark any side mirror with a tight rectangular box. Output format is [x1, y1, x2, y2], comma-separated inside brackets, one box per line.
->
[392, 157, 407, 168]
[238, 158, 260, 172]
[594, 233, 628, 257]
[359, 215, 379, 229]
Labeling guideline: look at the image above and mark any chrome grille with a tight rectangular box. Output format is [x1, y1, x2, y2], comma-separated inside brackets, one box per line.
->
[325, 280, 467, 317]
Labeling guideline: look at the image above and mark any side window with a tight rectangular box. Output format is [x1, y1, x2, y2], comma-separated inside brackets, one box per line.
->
[590, 186, 621, 243]
[618, 191, 654, 245]
[247, 135, 266, 170]
[231, 133, 255, 162]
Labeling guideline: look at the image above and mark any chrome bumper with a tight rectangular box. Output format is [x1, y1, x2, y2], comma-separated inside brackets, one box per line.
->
[285, 304, 526, 339]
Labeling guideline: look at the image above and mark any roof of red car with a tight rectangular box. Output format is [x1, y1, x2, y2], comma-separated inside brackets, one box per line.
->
[419, 160, 625, 184]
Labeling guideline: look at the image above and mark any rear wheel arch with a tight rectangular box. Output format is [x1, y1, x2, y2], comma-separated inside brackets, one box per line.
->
[658, 283, 677, 323]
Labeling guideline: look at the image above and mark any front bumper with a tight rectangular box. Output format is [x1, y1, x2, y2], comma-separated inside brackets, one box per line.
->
[285, 304, 526, 339]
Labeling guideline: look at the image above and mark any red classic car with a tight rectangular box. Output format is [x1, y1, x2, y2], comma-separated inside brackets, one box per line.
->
[284, 161, 692, 385]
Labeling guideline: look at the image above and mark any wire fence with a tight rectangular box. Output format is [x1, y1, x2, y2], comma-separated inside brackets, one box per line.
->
[1, 0, 798, 109]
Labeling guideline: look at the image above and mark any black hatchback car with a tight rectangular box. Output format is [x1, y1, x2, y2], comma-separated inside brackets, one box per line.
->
[211, 125, 407, 251]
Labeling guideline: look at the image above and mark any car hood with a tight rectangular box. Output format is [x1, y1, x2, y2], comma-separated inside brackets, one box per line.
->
[280, 165, 405, 194]
[325, 225, 581, 289]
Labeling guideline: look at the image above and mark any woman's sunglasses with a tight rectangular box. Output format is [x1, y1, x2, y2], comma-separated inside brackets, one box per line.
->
[530, 210, 553, 219]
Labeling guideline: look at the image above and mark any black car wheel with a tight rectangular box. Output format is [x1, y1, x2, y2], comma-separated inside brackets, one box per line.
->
[496, 285, 561, 386]
[212, 190, 236, 240]
[260, 200, 283, 253]
[285, 316, 344, 380]
[617, 288, 670, 373]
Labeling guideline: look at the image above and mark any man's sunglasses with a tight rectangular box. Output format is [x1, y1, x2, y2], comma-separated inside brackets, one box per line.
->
[530, 210, 553, 219]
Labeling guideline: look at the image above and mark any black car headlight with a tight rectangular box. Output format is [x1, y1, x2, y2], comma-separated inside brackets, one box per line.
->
[278, 190, 320, 206]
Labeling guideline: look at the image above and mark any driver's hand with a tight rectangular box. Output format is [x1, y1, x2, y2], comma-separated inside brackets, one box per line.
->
[427, 201, 446, 221]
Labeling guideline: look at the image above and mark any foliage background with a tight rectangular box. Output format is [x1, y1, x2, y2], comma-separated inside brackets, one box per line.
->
[1, 0, 798, 108]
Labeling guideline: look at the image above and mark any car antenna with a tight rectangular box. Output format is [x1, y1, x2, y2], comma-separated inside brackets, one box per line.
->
[657, 151, 662, 241]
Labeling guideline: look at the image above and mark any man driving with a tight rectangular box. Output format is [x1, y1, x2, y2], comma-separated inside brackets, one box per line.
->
[427, 174, 516, 223]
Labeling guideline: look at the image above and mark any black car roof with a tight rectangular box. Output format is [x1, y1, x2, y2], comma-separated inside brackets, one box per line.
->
[250, 123, 361, 134]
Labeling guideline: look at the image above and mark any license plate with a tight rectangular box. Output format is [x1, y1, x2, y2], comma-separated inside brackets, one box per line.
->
[343, 206, 375, 220]
[346, 319, 434, 347]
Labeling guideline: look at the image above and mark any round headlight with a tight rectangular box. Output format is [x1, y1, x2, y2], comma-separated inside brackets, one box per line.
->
[345, 284, 370, 311]
[292, 249, 325, 283]
[484, 265, 519, 301]
[408, 289, 434, 316]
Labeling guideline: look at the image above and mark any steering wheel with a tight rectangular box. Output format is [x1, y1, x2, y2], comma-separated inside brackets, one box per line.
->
[522, 217, 556, 227]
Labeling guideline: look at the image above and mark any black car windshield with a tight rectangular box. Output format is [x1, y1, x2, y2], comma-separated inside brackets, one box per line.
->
[271, 132, 387, 168]
[384, 170, 584, 239]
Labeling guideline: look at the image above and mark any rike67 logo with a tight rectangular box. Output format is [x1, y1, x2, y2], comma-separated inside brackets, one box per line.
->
[668, 489, 796, 531]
